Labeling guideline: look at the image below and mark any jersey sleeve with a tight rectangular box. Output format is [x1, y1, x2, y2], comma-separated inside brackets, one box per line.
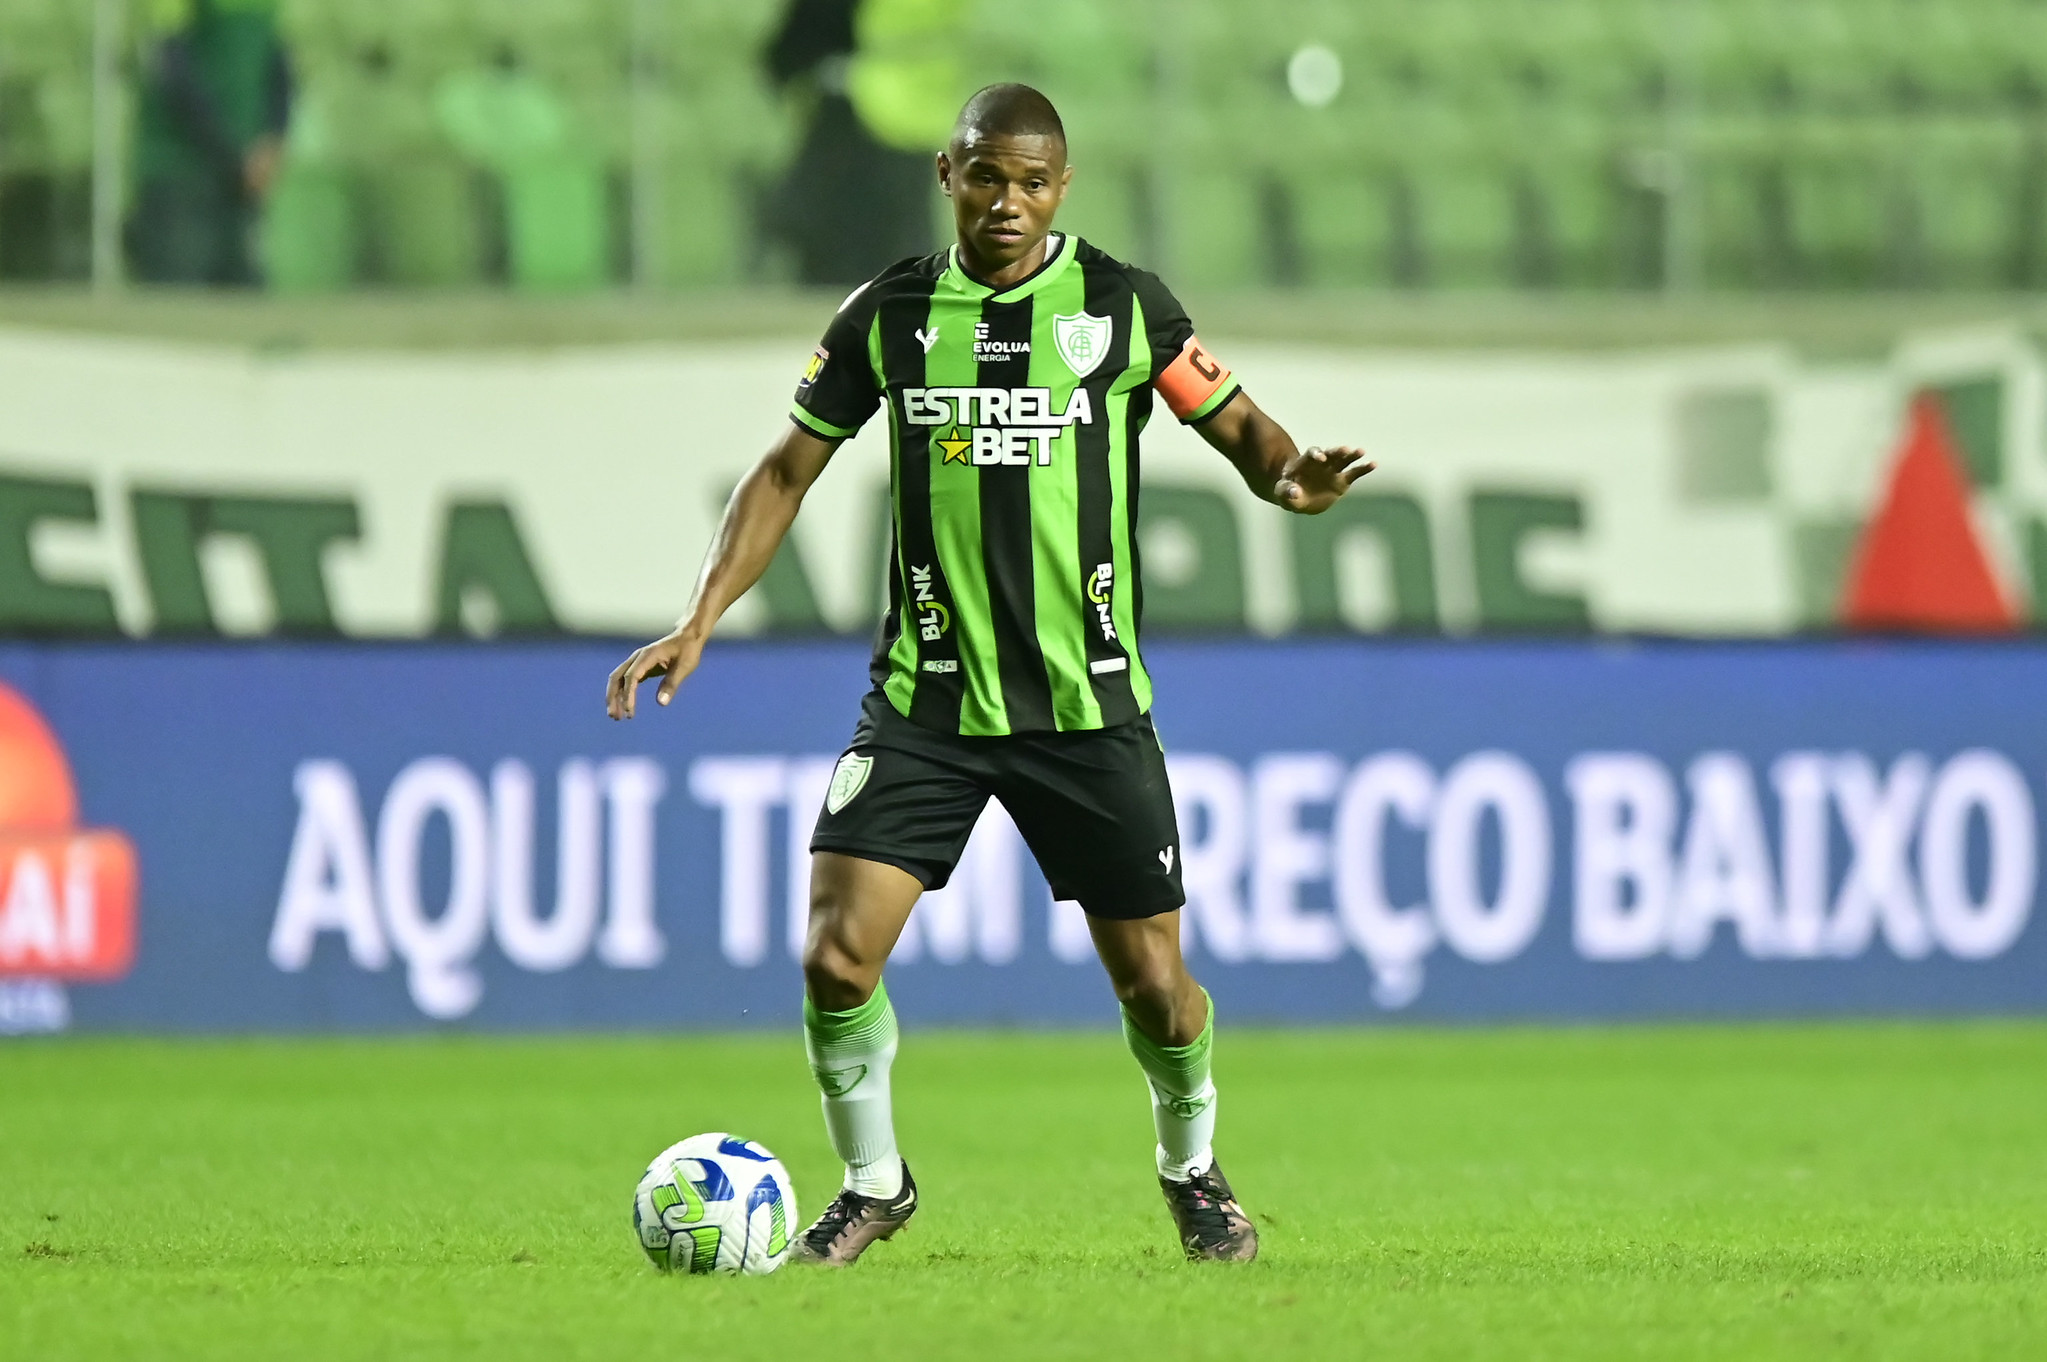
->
[790, 286, 883, 440]
[1132, 270, 1242, 425]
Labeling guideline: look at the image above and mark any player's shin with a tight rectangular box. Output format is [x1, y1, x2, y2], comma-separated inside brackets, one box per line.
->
[1121, 988, 1217, 1183]
[803, 981, 903, 1199]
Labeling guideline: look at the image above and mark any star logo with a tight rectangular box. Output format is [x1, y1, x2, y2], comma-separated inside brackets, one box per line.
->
[935, 425, 972, 464]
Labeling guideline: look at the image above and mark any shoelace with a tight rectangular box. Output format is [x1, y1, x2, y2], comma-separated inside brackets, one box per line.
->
[1170, 1175, 1238, 1247]
[802, 1189, 877, 1251]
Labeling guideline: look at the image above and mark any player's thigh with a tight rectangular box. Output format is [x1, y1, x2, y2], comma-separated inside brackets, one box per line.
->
[806, 737, 990, 996]
[809, 740, 991, 893]
[996, 715, 1185, 920]
[803, 852, 924, 1001]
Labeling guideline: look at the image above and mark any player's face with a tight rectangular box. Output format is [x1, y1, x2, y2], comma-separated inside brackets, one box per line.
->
[938, 134, 1071, 277]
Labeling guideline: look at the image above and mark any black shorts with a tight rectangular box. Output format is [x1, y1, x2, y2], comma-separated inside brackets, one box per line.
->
[809, 690, 1186, 920]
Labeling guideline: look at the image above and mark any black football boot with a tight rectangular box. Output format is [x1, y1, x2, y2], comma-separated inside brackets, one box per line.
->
[1158, 1159, 1258, 1262]
[789, 1161, 918, 1267]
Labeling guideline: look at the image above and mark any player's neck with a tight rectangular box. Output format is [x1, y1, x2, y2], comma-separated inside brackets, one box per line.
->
[955, 234, 1054, 291]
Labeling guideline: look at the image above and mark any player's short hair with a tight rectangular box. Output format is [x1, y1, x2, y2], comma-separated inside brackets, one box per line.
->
[950, 84, 1067, 156]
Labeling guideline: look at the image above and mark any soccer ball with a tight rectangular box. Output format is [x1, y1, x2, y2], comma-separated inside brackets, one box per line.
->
[633, 1133, 799, 1275]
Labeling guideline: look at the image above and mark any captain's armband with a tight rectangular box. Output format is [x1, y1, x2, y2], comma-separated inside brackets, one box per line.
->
[1154, 337, 1240, 424]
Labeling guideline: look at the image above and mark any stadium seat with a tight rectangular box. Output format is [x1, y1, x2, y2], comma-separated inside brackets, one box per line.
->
[96, 0, 2047, 294]
[259, 164, 356, 291]
[1290, 174, 1399, 288]
[502, 156, 609, 291]
[1905, 117, 2021, 287]
[1161, 169, 1265, 289]
[364, 155, 485, 286]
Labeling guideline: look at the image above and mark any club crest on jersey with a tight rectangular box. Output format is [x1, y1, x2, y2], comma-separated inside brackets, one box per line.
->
[826, 753, 872, 815]
[1054, 311, 1112, 378]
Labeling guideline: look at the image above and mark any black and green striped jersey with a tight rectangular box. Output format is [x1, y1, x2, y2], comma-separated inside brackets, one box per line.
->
[790, 234, 1242, 737]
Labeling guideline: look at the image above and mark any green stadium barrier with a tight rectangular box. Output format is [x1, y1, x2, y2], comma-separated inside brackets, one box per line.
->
[1137, 485, 1246, 630]
[131, 489, 360, 635]
[1469, 489, 1591, 631]
[1289, 492, 1439, 633]
[0, 473, 120, 633]
[432, 500, 558, 635]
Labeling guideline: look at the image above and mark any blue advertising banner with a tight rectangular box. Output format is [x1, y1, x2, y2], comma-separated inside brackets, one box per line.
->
[0, 638, 2042, 1033]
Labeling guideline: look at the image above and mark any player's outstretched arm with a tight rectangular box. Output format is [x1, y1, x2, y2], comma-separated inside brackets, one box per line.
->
[605, 424, 840, 719]
[1196, 392, 1374, 514]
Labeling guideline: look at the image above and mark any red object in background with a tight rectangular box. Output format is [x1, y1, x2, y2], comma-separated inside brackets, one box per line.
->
[1841, 393, 2021, 633]
[0, 683, 137, 980]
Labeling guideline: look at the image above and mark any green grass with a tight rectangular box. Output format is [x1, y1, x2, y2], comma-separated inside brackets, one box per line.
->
[4, 1025, 2045, 1359]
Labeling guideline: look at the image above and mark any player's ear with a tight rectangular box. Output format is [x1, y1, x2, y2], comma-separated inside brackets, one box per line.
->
[1058, 163, 1073, 204]
[935, 152, 953, 197]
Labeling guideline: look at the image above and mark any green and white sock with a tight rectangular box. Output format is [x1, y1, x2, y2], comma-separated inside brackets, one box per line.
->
[803, 981, 902, 1199]
[1121, 989, 1217, 1183]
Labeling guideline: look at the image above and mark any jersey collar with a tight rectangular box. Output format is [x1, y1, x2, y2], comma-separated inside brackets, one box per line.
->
[943, 233, 1074, 303]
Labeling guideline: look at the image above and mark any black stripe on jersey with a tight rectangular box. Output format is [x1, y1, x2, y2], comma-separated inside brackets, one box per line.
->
[1124, 353, 1156, 649]
[1076, 258, 1141, 724]
[974, 295, 1057, 733]
[875, 275, 964, 730]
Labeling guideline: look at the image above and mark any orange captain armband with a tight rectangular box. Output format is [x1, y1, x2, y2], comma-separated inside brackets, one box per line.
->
[1155, 336, 1238, 423]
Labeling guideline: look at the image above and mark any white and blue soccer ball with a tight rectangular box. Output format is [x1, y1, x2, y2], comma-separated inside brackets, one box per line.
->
[633, 1133, 799, 1275]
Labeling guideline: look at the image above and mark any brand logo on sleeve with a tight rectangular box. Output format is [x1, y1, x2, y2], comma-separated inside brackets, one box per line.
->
[1054, 312, 1112, 378]
[797, 347, 827, 389]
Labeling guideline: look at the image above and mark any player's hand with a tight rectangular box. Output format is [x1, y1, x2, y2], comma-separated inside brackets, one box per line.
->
[1275, 446, 1374, 514]
[606, 629, 706, 720]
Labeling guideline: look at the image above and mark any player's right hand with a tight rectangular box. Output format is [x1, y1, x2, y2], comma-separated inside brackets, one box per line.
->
[606, 629, 706, 720]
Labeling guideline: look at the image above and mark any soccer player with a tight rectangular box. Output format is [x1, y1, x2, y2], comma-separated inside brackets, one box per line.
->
[606, 83, 1372, 1264]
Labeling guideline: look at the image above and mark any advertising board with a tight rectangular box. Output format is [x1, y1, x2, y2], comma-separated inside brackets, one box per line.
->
[1, 322, 2039, 640]
[2, 637, 2041, 1033]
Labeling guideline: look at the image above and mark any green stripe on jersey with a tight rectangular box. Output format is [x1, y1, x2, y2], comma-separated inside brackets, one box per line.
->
[878, 308, 920, 717]
[1116, 291, 1155, 711]
[923, 284, 1008, 735]
[791, 405, 857, 440]
[1026, 261, 1101, 731]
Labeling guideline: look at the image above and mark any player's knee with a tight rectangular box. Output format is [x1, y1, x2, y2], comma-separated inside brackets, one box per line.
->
[1112, 963, 1201, 1046]
[801, 911, 882, 1012]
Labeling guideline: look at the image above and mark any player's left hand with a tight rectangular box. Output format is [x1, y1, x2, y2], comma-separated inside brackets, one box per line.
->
[1276, 446, 1374, 513]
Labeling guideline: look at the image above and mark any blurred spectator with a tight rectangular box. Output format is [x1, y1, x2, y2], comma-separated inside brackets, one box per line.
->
[764, 0, 963, 285]
[130, 0, 292, 286]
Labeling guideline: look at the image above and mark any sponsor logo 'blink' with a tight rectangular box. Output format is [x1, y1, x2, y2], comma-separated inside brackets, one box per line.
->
[1087, 562, 1117, 642]
[910, 564, 951, 642]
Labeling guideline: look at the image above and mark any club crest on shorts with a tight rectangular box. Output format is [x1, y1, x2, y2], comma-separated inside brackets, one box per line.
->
[1053, 311, 1112, 379]
[826, 752, 872, 814]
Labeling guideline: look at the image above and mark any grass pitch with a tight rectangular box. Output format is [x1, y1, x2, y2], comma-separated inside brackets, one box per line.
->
[5, 1024, 2044, 1360]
